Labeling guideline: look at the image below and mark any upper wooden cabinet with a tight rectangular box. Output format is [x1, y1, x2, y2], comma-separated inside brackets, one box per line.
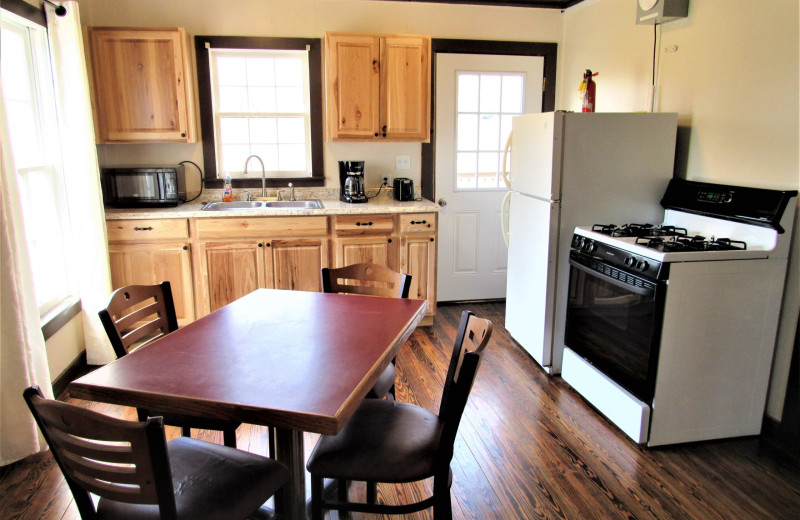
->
[86, 27, 196, 143]
[325, 32, 431, 142]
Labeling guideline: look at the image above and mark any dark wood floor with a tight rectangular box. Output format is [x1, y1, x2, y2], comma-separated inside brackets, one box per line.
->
[3, 301, 800, 519]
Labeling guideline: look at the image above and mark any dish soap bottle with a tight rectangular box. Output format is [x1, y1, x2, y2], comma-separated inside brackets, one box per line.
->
[223, 173, 233, 202]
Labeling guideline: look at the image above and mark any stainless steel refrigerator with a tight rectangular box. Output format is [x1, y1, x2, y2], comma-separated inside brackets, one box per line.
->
[500, 111, 678, 373]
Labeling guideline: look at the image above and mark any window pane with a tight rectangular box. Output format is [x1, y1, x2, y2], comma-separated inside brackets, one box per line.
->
[275, 58, 303, 86]
[251, 144, 279, 170]
[218, 86, 248, 112]
[478, 152, 499, 188]
[246, 57, 275, 86]
[248, 86, 277, 112]
[220, 117, 250, 143]
[250, 117, 278, 143]
[457, 114, 478, 151]
[456, 152, 477, 189]
[502, 75, 524, 113]
[278, 144, 306, 171]
[479, 75, 501, 112]
[216, 56, 247, 85]
[220, 144, 251, 173]
[277, 117, 306, 143]
[457, 74, 479, 112]
[275, 86, 304, 113]
[478, 114, 500, 151]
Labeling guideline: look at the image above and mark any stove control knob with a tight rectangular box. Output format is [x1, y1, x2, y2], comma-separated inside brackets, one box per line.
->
[636, 260, 649, 271]
[583, 240, 596, 253]
[625, 256, 636, 267]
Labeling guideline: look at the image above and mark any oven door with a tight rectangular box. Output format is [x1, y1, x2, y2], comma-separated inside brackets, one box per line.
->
[564, 251, 666, 403]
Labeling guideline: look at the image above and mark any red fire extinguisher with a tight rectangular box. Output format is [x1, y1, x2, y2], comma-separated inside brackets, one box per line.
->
[579, 69, 598, 112]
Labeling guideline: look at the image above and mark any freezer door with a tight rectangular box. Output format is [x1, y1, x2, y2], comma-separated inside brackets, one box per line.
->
[510, 112, 562, 200]
[504, 192, 560, 369]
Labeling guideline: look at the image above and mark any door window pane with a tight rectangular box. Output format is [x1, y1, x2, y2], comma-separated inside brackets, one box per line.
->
[455, 71, 525, 189]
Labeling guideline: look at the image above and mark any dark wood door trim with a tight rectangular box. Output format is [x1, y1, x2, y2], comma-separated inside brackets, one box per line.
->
[421, 39, 558, 201]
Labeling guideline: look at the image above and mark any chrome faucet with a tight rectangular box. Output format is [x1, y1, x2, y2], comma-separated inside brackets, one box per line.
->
[288, 183, 295, 201]
[243, 155, 266, 197]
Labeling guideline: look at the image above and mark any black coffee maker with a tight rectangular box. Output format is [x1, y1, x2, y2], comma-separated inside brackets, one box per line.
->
[338, 161, 367, 203]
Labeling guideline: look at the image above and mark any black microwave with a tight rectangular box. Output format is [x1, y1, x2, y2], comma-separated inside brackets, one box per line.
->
[102, 167, 179, 207]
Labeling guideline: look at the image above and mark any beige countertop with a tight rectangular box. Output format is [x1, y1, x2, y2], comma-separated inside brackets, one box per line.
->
[104, 196, 439, 219]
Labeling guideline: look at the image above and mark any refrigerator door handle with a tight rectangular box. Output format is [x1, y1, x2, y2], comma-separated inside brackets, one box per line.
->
[501, 190, 513, 247]
[501, 131, 513, 189]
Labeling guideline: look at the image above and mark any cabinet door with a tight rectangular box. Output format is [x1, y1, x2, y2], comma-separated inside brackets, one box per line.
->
[400, 235, 436, 305]
[88, 28, 193, 143]
[107, 242, 195, 325]
[199, 240, 264, 313]
[335, 236, 396, 269]
[325, 33, 380, 140]
[380, 35, 431, 141]
[264, 238, 329, 292]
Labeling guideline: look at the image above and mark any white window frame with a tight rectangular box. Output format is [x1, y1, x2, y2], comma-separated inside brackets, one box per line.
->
[1, 9, 76, 317]
[208, 47, 313, 178]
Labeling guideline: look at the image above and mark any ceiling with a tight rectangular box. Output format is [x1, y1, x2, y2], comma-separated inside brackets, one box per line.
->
[374, 0, 586, 8]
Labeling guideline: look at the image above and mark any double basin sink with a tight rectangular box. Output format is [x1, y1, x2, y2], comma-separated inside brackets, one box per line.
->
[202, 200, 324, 211]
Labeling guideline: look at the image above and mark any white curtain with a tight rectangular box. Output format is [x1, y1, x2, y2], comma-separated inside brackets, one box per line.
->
[0, 80, 53, 466]
[46, 0, 114, 365]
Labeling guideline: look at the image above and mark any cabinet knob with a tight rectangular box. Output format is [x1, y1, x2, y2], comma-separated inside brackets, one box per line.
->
[182, 245, 188, 250]
[388, 238, 392, 243]
[180, 132, 186, 138]
[374, 132, 379, 137]
[258, 243, 263, 247]
[430, 237, 435, 242]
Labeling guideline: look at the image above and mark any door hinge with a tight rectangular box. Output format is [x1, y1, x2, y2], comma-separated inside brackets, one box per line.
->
[542, 77, 546, 92]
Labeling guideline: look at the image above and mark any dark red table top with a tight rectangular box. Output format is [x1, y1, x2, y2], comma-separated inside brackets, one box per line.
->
[70, 289, 427, 435]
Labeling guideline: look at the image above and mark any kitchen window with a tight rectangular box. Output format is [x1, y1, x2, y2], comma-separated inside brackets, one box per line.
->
[1, 8, 76, 318]
[196, 36, 324, 188]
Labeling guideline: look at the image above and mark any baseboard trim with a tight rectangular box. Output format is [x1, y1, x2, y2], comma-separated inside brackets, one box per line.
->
[52, 350, 88, 399]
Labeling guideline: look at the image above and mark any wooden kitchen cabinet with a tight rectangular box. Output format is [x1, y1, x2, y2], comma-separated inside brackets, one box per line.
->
[193, 217, 329, 315]
[333, 214, 396, 268]
[325, 32, 431, 142]
[105, 219, 195, 326]
[398, 213, 437, 324]
[87, 27, 196, 143]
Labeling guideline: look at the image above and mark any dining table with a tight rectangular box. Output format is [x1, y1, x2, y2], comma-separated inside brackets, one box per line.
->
[69, 288, 428, 520]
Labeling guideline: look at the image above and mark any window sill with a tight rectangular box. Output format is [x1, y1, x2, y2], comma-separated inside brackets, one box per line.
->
[41, 297, 81, 341]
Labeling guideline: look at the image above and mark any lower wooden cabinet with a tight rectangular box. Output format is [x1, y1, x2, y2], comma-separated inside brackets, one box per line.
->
[108, 212, 436, 324]
[106, 219, 195, 326]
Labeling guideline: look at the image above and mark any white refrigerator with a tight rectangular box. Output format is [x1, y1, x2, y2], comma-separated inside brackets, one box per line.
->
[501, 112, 678, 373]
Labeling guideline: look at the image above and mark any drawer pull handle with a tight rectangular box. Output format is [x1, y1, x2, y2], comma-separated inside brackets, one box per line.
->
[183, 246, 188, 250]
[410, 220, 427, 225]
[355, 222, 373, 226]
[133, 226, 154, 231]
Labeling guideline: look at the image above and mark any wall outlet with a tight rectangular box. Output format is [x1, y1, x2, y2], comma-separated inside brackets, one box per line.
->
[382, 174, 393, 186]
[395, 155, 411, 170]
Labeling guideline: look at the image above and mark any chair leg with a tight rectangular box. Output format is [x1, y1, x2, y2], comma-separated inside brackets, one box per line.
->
[311, 474, 324, 520]
[366, 480, 377, 505]
[181, 426, 191, 437]
[433, 471, 453, 520]
[223, 427, 237, 448]
[268, 427, 275, 459]
[337, 479, 348, 502]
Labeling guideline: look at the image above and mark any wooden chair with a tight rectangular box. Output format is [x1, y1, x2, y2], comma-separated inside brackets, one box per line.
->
[23, 385, 290, 520]
[98, 282, 244, 449]
[306, 310, 493, 520]
[321, 263, 412, 399]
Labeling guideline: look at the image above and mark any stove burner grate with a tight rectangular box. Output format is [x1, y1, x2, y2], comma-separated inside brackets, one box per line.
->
[591, 223, 688, 238]
[635, 235, 748, 252]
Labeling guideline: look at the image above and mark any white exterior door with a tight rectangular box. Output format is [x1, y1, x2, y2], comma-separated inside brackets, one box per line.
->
[435, 53, 543, 301]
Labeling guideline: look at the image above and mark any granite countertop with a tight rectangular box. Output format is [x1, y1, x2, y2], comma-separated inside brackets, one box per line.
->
[104, 195, 440, 219]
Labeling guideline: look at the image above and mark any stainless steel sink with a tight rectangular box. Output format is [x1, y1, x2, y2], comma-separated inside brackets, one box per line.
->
[263, 200, 323, 209]
[201, 199, 324, 211]
[201, 201, 266, 211]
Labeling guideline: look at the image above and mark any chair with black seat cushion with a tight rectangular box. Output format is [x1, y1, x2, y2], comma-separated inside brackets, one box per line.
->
[321, 263, 412, 399]
[306, 310, 492, 520]
[23, 385, 290, 520]
[98, 282, 244, 449]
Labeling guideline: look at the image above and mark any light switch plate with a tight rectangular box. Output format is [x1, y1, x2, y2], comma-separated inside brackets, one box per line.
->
[396, 155, 411, 170]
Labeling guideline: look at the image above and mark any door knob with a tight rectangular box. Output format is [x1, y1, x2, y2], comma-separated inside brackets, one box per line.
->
[438, 198, 447, 207]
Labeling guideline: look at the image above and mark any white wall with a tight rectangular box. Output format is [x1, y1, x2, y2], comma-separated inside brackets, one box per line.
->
[80, 0, 563, 190]
[559, 0, 800, 420]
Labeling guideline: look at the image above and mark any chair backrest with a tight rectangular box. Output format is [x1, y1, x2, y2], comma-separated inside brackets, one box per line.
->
[23, 386, 178, 520]
[98, 281, 178, 358]
[321, 263, 412, 299]
[436, 310, 492, 468]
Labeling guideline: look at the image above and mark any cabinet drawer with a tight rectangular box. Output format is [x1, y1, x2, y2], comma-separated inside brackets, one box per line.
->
[399, 213, 436, 234]
[106, 219, 189, 241]
[195, 216, 328, 239]
[334, 214, 394, 235]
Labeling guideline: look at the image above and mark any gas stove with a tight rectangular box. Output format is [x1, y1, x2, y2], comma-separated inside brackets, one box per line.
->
[562, 179, 798, 446]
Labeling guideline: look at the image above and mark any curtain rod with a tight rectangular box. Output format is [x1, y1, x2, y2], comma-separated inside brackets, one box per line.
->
[42, 0, 67, 17]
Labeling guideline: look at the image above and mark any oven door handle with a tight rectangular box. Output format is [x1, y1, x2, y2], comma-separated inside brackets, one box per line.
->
[569, 258, 655, 297]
